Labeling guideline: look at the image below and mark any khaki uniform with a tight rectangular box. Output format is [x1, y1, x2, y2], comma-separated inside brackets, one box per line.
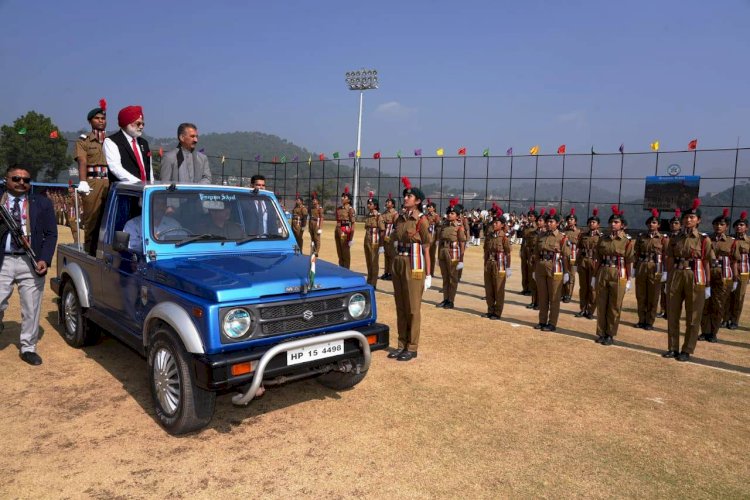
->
[666, 229, 714, 354]
[594, 231, 634, 338]
[562, 226, 581, 300]
[66, 191, 81, 245]
[660, 230, 680, 317]
[334, 204, 355, 269]
[534, 229, 571, 326]
[426, 211, 441, 277]
[520, 223, 537, 293]
[291, 205, 308, 250]
[363, 210, 385, 287]
[576, 229, 601, 316]
[381, 207, 398, 276]
[75, 131, 110, 255]
[484, 229, 511, 317]
[701, 234, 739, 336]
[728, 233, 750, 326]
[308, 205, 323, 255]
[392, 210, 431, 351]
[634, 232, 668, 326]
[457, 215, 470, 282]
[438, 220, 466, 304]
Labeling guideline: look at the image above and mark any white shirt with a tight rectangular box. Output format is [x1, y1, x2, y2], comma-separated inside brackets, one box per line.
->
[123, 215, 183, 251]
[104, 129, 154, 183]
[4, 194, 27, 253]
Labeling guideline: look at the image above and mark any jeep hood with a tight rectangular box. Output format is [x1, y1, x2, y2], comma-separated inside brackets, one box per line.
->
[148, 252, 366, 302]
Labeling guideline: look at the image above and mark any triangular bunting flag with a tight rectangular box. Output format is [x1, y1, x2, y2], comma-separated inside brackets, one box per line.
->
[482, 148, 489, 157]
[688, 139, 698, 151]
[650, 141, 660, 151]
[333, 152, 340, 159]
[436, 148, 444, 156]
[458, 147, 467, 156]
[529, 145, 539, 155]
[557, 144, 566, 154]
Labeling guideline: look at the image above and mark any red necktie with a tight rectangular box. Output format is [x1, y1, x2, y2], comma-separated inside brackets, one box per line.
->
[131, 137, 147, 182]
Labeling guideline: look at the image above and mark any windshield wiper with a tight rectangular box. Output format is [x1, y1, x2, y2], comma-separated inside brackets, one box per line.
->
[174, 233, 228, 248]
[236, 234, 285, 246]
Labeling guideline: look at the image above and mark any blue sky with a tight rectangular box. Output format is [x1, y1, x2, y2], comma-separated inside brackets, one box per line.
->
[1, 0, 748, 156]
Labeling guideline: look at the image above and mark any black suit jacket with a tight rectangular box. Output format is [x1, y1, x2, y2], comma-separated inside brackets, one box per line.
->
[0, 193, 58, 268]
[107, 130, 152, 183]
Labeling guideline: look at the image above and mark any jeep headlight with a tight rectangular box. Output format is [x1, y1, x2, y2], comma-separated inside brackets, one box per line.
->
[347, 293, 367, 319]
[222, 308, 252, 339]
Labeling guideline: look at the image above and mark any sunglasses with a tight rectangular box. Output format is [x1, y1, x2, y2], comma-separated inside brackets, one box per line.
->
[10, 176, 32, 184]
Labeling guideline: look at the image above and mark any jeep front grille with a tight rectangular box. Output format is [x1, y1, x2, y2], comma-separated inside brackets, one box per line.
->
[256, 295, 351, 337]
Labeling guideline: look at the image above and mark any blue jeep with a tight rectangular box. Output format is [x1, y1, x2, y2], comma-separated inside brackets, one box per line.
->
[51, 182, 388, 434]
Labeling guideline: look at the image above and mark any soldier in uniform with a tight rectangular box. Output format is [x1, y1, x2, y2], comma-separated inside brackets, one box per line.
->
[634, 209, 668, 330]
[387, 177, 431, 362]
[363, 192, 384, 288]
[727, 211, 750, 329]
[291, 193, 308, 250]
[593, 205, 635, 345]
[455, 203, 470, 283]
[73, 99, 109, 254]
[658, 210, 682, 319]
[663, 199, 714, 361]
[483, 204, 511, 320]
[334, 186, 356, 269]
[379, 194, 398, 281]
[533, 208, 570, 332]
[562, 208, 581, 303]
[436, 197, 466, 309]
[520, 207, 538, 296]
[308, 192, 323, 255]
[699, 209, 739, 342]
[527, 208, 547, 310]
[425, 199, 441, 278]
[575, 208, 601, 319]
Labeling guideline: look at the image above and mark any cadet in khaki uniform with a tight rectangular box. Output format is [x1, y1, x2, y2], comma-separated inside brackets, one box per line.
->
[334, 187, 356, 269]
[483, 206, 511, 320]
[387, 177, 431, 362]
[308, 192, 323, 255]
[291, 194, 308, 250]
[425, 200, 440, 278]
[533, 208, 570, 332]
[727, 211, 750, 329]
[74, 99, 109, 255]
[575, 208, 601, 319]
[363, 192, 385, 288]
[593, 206, 635, 345]
[520, 207, 538, 295]
[436, 198, 466, 309]
[663, 199, 714, 362]
[658, 211, 682, 319]
[634, 209, 668, 330]
[699, 209, 740, 342]
[379, 194, 398, 280]
[562, 208, 581, 303]
[527, 208, 547, 309]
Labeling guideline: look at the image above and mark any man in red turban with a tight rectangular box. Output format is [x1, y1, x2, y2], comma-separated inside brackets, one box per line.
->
[103, 105, 153, 183]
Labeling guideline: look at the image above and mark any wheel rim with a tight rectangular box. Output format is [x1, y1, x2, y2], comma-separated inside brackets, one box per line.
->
[153, 347, 181, 416]
[63, 290, 79, 338]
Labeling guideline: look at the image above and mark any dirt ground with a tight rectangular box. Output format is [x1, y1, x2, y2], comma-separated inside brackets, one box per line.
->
[1, 223, 749, 498]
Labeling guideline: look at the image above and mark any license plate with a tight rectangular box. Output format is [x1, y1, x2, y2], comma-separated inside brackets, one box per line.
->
[287, 339, 344, 365]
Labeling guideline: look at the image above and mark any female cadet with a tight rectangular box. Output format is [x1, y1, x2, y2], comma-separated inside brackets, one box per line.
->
[663, 199, 714, 361]
[387, 177, 431, 362]
[483, 204, 511, 320]
[658, 209, 682, 319]
[727, 211, 750, 329]
[699, 209, 739, 343]
[634, 209, 668, 330]
[334, 186, 356, 269]
[562, 208, 581, 303]
[575, 208, 601, 319]
[436, 197, 466, 309]
[520, 206, 539, 296]
[533, 208, 570, 332]
[308, 192, 323, 255]
[593, 205, 635, 346]
[291, 193, 308, 250]
[363, 192, 385, 288]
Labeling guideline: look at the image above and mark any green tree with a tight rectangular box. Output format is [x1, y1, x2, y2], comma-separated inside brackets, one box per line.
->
[0, 111, 71, 180]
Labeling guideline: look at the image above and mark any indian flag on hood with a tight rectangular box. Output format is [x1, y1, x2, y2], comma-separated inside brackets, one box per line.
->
[307, 246, 317, 290]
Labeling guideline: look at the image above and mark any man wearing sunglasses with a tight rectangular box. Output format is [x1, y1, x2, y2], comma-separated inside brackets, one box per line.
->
[0, 166, 58, 365]
[103, 105, 153, 185]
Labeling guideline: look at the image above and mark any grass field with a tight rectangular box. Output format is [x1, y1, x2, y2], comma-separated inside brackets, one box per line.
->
[0, 223, 748, 498]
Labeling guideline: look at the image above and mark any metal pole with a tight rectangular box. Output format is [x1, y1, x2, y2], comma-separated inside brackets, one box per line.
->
[508, 154, 514, 213]
[532, 154, 539, 208]
[617, 151, 624, 206]
[484, 153, 490, 209]
[586, 152, 594, 216]
[353, 90, 364, 213]
[730, 146, 740, 218]
[560, 153, 566, 213]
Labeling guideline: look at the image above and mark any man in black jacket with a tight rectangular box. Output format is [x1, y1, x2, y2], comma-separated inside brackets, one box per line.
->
[0, 166, 58, 365]
[103, 105, 153, 183]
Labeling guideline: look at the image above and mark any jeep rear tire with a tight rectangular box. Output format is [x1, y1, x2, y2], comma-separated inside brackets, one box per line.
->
[148, 326, 216, 435]
[61, 281, 100, 347]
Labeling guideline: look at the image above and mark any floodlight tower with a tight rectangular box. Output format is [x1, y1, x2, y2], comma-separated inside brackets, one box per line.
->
[345, 68, 378, 213]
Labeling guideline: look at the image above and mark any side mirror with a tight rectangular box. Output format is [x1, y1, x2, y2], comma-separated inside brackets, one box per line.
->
[113, 231, 130, 252]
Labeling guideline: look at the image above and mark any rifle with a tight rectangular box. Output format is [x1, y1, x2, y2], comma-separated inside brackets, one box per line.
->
[0, 202, 41, 273]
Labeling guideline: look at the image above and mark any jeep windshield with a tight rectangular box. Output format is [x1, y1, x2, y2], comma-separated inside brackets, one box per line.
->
[149, 190, 289, 245]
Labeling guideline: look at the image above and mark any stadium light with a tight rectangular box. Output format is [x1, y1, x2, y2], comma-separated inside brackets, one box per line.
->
[345, 68, 379, 213]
